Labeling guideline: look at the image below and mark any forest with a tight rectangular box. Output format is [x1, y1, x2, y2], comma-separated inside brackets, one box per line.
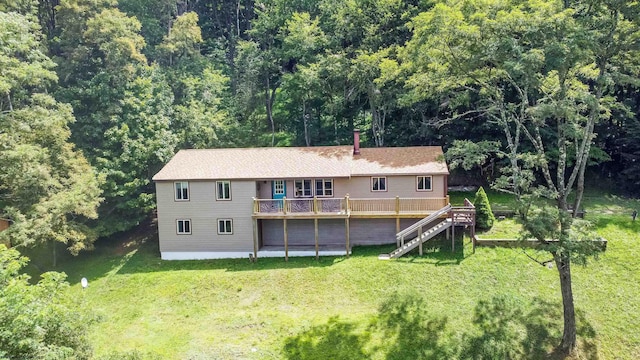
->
[1, 0, 640, 357]
[1, 0, 639, 254]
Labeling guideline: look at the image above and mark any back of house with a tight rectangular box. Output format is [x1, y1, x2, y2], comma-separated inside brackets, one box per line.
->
[153, 132, 450, 260]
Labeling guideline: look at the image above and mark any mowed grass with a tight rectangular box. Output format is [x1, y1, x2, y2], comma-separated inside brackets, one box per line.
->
[22, 192, 640, 359]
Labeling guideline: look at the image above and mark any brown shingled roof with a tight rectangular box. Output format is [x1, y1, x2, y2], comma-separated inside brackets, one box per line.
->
[152, 146, 353, 180]
[352, 146, 448, 175]
[152, 145, 448, 181]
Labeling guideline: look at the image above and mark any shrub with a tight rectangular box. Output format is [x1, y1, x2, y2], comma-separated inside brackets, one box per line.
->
[0, 245, 93, 359]
[474, 186, 495, 230]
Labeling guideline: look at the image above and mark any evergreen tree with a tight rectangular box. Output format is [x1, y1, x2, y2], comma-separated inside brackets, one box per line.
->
[474, 187, 495, 230]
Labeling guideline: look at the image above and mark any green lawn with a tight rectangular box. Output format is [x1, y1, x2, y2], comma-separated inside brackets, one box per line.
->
[21, 192, 640, 359]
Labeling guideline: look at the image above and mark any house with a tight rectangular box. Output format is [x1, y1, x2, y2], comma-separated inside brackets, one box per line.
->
[153, 130, 474, 260]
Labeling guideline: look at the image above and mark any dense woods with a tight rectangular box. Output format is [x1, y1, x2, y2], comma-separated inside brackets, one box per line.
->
[0, 0, 637, 241]
[1, 0, 639, 355]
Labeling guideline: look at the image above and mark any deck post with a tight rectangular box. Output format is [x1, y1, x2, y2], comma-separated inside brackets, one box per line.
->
[313, 196, 318, 214]
[253, 197, 258, 214]
[282, 196, 287, 214]
[345, 194, 350, 213]
[253, 218, 259, 261]
[446, 226, 450, 240]
[395, 218, 400, 247]
[418, 225, 423, 256]
[452, 220, 455, 253]
[314, 218, 319, 260]
[345, 218, 350, 258]
[284, 218, 288, 261]
[395, 196, 400, 214]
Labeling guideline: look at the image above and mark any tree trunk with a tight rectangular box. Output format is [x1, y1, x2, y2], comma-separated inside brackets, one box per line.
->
[303, 99, 310, 146]
[555, 251, 577, 354]
[265, 78, 276, 146]
[52, 239, 57, 268]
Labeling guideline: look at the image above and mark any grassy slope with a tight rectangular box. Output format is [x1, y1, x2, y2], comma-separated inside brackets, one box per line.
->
[22, 191, 640, 359]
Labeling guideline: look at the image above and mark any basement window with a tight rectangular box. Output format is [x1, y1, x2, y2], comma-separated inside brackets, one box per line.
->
[218, 219, 233, 235]
[176, 219, 191, 235]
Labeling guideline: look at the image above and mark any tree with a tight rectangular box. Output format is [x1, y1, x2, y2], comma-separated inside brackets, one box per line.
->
[157, 11, 203, 66]
[474, 187, 495, 230]
[157, 12, 233, 150]
[0, 11, 102, 261]
[0, 245, 93, 358]
[55, 1, 178, 236]
[279, 12, 327, 146]
[349, 49, 397, 147]
[400, 0, 639, 353]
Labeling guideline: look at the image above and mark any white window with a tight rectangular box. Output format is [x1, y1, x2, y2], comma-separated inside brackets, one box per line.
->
[315, 179, 333, 197]
[218, 219, 233, 235]
[371, 177, 387, 192]
[175, 182, 189, 201]
[274, 180, 285, 195]
[294, 179, 313, 197]
[216, 181, 231, 200]
[417, 176, 432, 191]
[176, 219, 191, 234]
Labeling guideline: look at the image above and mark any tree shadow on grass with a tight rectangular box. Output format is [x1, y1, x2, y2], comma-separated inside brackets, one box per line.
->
[591, 214, 640, 233]
[283, 292, 598, 360]
[370, 292, 455, 359]
[24, 219, 345, 282]
[460, 296, 598, 360]
[395, 233, 470, 266]
[283, 316, 370, 360]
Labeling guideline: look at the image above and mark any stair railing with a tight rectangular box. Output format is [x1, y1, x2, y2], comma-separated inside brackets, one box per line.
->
[396, 204, 452, 246]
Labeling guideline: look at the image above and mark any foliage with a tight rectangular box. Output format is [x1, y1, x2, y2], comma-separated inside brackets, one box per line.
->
[54, 1, 179, 237]
[157, 12, 203, 66]
[0, 245, 92, 359]
[0, 11, 102, 254]
[474, 187, 495, 230]
[399, 0, 640, 352]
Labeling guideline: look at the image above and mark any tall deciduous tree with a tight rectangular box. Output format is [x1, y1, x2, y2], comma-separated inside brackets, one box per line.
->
[55, 0, 177, 236]
[0, 11, 102, 260]
[400, 0, 638, 353]
[158, 12, 232, 149]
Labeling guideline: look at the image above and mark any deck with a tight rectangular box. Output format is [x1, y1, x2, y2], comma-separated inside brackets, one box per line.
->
[252, 196, 450, 219]
[251, 197, 474, 261]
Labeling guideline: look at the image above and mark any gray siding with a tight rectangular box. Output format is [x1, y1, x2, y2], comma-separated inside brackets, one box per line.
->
[156, 180, 256, 252]
[156, 174, 447, 254]
[260, 218, 420, 246]
[334, 175, 447, 198]
[255, 175, 446, 201]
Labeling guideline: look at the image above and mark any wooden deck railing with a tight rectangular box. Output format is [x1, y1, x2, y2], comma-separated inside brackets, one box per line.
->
[252, 196, 449, 216]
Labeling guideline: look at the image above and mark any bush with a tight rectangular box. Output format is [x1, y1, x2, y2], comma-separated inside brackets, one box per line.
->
[474, 187, 495, 230]
[0, 245, 93, 359]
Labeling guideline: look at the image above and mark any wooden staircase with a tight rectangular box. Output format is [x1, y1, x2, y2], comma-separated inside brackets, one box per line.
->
[378, 200, 476, 260]
[378, 204, 453, 260]
[378, 219, 452, 260]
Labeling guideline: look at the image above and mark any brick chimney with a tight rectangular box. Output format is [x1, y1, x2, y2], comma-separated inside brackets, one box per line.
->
[353, 129, 360, 155]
